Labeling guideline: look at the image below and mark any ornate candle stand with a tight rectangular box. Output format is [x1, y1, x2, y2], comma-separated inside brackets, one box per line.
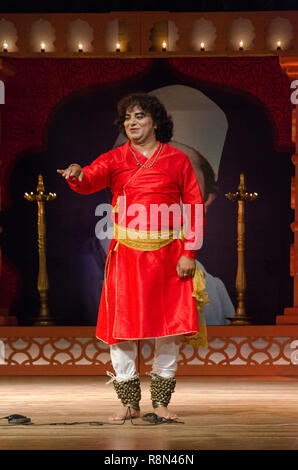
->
[24, 175, 56, 326]
[225, 173, 258, 325]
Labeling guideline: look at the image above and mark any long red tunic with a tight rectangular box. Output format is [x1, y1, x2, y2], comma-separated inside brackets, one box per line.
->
[68, 141, 205, 344]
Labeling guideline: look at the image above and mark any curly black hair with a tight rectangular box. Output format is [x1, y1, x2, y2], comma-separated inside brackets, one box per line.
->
[116, 92, 173, 143]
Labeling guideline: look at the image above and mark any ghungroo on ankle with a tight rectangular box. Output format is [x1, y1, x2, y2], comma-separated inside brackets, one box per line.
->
[150, 373, 176, 409]
[111, 374, 141, 411]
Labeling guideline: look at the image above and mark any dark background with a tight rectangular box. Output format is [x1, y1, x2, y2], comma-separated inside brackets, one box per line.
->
[3, 60, 293, 325]
[1, 0, 298, 13]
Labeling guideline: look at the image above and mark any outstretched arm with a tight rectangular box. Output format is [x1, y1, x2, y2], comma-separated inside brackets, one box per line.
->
[57, 151, 114, 195]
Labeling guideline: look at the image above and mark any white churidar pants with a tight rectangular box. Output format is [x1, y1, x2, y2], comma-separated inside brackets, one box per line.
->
[109, 336, 181, 381]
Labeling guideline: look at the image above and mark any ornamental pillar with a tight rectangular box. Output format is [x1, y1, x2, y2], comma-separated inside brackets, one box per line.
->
[277, 56, 298, 324]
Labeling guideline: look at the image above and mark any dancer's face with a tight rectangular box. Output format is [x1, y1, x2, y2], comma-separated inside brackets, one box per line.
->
[124, 105, 157, 145]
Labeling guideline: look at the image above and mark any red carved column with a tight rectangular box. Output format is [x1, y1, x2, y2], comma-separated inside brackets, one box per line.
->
[277, 56, 298, 324]
[0, 59, 17, 325]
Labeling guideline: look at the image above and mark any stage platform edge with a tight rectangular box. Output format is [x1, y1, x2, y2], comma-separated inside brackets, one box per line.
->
[0, 325, 297, 376]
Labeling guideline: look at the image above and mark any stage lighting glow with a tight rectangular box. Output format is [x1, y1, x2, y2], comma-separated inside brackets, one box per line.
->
[162, 41, 167, 52]
[40, 42, 46, 52]
[3, 41, 8, 52]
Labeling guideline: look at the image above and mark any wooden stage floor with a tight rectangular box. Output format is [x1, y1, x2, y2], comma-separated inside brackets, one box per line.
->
[0, 375, 298, 450]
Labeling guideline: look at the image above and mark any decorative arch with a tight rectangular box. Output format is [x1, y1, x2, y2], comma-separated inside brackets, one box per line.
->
[167, 57, 294, 153]
[0, 56, 294, 319]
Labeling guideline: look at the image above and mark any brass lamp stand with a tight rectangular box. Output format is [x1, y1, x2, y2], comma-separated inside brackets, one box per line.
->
[24, 175, 56, 326]
[225, 173, 258, 325]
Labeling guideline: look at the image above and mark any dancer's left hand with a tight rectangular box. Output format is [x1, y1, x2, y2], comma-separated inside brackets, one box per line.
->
[176, 255, 196, 278]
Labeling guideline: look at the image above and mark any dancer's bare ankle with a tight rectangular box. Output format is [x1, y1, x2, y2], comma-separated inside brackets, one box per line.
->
[153, 406, 178, 420]
[109, 406, 140, 421]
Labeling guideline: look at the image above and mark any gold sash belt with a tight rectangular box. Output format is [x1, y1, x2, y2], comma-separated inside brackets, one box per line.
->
[114, 222, 180, 251]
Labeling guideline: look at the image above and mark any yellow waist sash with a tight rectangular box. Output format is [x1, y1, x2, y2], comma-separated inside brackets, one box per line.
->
[112, 222, 209, 348]
[114, 222, 180, 251]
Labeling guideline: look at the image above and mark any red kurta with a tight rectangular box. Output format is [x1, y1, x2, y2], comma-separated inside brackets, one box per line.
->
[68, 141, 205, 344]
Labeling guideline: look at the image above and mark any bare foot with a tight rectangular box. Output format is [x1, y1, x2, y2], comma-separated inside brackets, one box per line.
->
[154, 406, 178, 420]
[109, 406, 140, 421]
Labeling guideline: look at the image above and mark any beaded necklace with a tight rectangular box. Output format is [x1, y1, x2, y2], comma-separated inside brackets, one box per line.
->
[129, 142, 163, 168]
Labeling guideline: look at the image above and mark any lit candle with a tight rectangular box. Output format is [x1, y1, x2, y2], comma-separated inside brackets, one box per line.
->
[116, 43, 120, 52]
[277, 40, 281, 50]
[78, 43, 83, 52]
[3, 41, 8, 52]
[200, 42, 205, 51]
[239, 40, 243, 51]
[40, 42, 46, 52]
[162, 41, 167, 52]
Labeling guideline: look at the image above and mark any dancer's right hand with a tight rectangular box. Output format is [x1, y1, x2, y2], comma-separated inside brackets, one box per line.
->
[57, 164, 84, 181]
